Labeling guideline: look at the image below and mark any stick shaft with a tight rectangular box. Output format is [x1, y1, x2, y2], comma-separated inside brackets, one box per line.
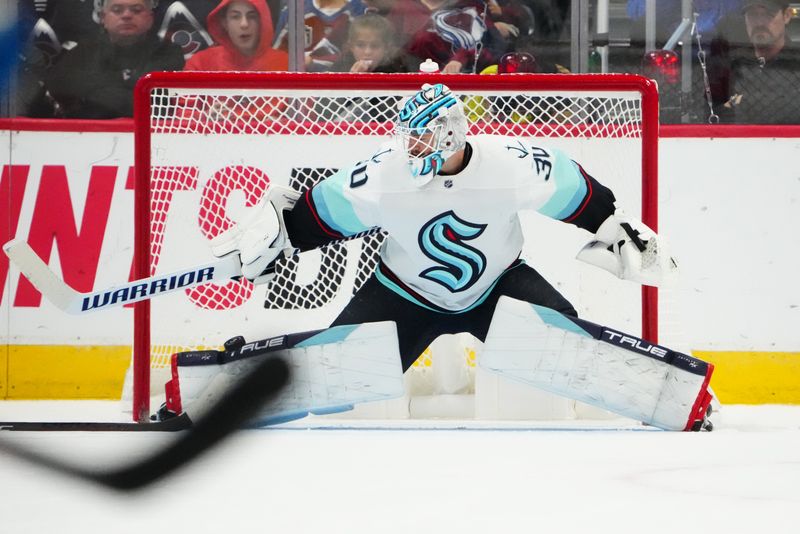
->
[3, 239, 243, 314]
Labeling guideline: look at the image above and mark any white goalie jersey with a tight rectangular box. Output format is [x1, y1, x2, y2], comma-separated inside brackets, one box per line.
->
[296, 135, 604, 312]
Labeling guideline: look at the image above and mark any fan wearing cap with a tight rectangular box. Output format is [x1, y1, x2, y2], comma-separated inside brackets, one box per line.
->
[741, 1, 793, 61]
[713, 0, 800, 123]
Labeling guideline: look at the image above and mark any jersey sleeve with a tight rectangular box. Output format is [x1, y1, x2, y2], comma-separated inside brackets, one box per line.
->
[520, 146, 616, 233]
[285, 162, 381, 251]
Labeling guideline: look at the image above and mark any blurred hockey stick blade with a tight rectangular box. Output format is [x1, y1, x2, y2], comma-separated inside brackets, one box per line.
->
[0, 355, 289, 491]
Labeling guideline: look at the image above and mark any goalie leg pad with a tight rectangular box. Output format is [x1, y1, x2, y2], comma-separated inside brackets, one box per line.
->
[166, 322, 405, 426]
[480, 296, 714, 431]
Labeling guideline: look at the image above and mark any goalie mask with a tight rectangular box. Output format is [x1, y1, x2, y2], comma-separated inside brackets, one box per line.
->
[395, 83, 468, 186]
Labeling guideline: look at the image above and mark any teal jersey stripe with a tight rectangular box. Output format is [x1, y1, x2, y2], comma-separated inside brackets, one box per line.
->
[296, 324, 360, 347]
[311, 168, 370, 237]
[538, 155, 588, 220]
[530, 304, 592, 337]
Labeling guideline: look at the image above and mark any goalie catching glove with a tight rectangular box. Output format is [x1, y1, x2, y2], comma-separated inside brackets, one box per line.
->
[210, 185, 300, 284]
[577, 209, 678, 287]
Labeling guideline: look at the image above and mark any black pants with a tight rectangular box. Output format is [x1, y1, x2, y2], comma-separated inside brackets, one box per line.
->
[330, 262, 577, 371]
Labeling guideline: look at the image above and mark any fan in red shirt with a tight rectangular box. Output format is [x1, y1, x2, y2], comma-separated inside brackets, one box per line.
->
[180, 0, 289, 126]
[185, 0, 288, 71]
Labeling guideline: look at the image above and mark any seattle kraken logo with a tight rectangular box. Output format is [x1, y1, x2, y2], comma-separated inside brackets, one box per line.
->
[418, 211, 487, 292]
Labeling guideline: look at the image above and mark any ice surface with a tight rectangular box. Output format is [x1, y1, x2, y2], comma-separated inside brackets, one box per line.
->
[0, 401, 798, 534]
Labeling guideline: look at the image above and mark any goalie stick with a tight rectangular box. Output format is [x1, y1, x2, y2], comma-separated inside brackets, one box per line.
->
[2, 239, 244, 314]
[1, 185, 303, 314]
[0, 356, 289, 491]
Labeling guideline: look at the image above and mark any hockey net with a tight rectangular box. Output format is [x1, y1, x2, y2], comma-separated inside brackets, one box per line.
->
[129, 72, 659, 422]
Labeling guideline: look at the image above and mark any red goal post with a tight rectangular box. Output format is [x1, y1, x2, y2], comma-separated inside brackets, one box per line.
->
[132, 72, 659, 423]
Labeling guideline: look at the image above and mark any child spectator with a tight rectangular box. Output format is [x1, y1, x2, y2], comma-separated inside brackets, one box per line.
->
[334, 13, 410, 72]
[272, 0, 366, 71]
[184, 0, 288, 71]
[181, 0, 290, 125]
[326, 13, 411, 121]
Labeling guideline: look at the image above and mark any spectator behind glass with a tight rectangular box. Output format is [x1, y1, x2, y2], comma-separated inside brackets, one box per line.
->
[43, 0, 184, 119]
[324, 14, 410, 121]
[334, 13, 410, 72]
[710, 1, 800, 123]
[41, 0, 218, 60]
[184, 0, 288, 70]
[401, 0, 509, 73]
[273, 0, 366, 71]
[363, 0, 508, 68]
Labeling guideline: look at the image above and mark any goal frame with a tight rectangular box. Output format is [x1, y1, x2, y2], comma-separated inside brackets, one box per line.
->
[133, 71, 660, 423]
